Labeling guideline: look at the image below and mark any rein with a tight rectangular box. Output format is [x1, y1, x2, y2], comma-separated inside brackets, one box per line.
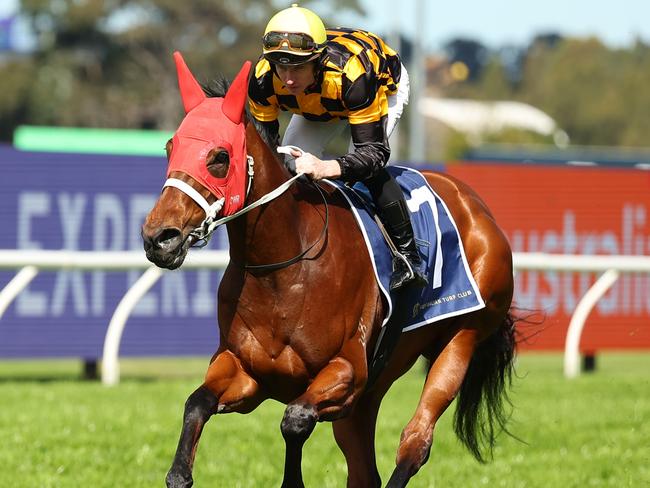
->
[163, 147, 330, 272]
[244, 181, 329, 272]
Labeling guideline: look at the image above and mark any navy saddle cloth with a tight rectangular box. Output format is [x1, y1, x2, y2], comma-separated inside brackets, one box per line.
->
[325, 166, 485, 331]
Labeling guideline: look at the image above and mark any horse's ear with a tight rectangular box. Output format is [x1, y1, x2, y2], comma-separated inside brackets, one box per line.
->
[222, 61, 252, 125]
[173, 51, 206, 114]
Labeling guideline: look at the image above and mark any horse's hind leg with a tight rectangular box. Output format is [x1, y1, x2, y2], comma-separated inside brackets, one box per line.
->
[332, 393, 383, 488]
[166, 350, 262, 488]
[386, 327, 479, 488]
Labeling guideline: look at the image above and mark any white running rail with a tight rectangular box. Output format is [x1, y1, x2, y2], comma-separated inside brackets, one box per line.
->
[0, 250, 229, 385]
[1, 250, 649, 383]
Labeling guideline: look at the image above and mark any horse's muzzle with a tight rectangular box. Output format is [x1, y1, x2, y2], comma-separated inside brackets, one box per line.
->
[142, 227, 188, 270]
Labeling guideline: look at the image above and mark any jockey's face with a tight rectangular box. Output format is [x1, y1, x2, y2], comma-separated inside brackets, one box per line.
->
[275, 62, 316, 95]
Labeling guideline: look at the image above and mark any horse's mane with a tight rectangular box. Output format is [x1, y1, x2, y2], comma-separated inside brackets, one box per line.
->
[202, 76, 278, 151]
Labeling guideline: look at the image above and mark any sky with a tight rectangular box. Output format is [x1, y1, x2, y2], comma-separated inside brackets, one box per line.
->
[1, 0, 648, 52]
[332, 0, 650, 50]
[0, 1, 16, 18]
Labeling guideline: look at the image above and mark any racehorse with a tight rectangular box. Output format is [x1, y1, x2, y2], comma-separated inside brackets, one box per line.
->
[142, 52, 517, 488]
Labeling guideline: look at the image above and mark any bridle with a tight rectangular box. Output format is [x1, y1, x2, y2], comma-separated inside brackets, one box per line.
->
[162, 147, 330, 272]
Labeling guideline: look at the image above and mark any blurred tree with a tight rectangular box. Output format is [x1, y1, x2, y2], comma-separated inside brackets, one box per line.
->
[469, 56, 513, 100]
[619, 40, 650, 145]
[441, 52, 514, 102]
[0, 57, 35, 139]
[4, 3, 648, 150]
[0, 0, 361, 139]
[521, 37, 650, 146]
[497, 45, 525, 86]
[443, 38, 489, 82]
[441, 35, 650, 148]
[529, 32, 563, 51]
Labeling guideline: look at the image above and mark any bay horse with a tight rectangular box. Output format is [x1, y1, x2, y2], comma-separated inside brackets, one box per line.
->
[142, 53, 517, 488]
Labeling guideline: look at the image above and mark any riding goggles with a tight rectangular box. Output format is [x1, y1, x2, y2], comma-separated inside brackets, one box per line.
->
[262, 31, 322, 54]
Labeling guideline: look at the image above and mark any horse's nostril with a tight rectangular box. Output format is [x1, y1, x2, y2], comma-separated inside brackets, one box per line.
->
[154, 228, 183, 252]
[142, 231, 153, 252]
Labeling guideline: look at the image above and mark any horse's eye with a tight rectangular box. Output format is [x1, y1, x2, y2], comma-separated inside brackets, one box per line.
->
[215, 151, 229, 165]
[207, 150, 230, 178]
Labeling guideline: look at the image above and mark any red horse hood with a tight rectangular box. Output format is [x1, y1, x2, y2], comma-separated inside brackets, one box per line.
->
[166, 52, 252, 217]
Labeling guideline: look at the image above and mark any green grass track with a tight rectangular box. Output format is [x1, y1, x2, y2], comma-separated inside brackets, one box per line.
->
[0, 353, 648, 487]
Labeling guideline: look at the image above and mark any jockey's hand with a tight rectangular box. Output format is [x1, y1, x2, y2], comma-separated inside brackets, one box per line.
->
[292, 150, 342, 180]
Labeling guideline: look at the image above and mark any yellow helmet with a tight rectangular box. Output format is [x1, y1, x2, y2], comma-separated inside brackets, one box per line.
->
[262, 4, 327, 66]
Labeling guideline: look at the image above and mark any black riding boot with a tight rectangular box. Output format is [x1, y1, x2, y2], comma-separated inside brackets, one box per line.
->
[380, 198, 428, 290]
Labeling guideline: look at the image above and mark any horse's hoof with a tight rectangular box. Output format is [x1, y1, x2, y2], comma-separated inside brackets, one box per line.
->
[166, 469, 193, 488]
[386, 464, 410, 488]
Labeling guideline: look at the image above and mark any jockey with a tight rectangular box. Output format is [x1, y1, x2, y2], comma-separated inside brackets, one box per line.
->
[248, 4, 427, 290]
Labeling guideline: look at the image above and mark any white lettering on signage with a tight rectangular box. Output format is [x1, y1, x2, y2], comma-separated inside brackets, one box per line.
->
[193, 270, 215, 316]
[51, 193, 88, 317]
[129, 195, 159, 316]
[14, 192, 219, 319]
[162, 271, 189, 317]
[16, 192, 49, 316]
[511, 204, 650, 316]
[92, 193, 126, 315]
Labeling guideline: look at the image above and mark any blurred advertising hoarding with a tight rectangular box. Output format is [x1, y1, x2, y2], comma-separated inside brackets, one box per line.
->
[447, 163, 650, 351]
[0, 146, 223, 358]
[2, 144, 648, 358]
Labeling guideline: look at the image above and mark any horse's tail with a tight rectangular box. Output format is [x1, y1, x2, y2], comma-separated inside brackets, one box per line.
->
[453, 309, 518, 463]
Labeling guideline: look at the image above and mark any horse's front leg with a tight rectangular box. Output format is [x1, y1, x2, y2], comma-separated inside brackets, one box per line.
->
[166, 350, 263, 488]
[280, 356, 361, 488]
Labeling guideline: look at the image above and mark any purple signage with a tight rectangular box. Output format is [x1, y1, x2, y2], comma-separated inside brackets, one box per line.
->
[0, 146, 226, 358]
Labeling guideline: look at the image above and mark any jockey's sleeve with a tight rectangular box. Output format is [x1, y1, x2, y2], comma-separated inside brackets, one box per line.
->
[247, 58, 280, 124]
[337, 120, 390, 182]
[336, 64, 391, 183]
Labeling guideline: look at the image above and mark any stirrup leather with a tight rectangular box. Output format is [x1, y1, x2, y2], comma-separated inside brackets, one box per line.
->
[394, 252, 415, 280]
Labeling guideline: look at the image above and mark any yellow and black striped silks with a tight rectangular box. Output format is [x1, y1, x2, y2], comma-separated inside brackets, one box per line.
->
[249, 28, 400, 125]
[247, 28, 402, 182]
